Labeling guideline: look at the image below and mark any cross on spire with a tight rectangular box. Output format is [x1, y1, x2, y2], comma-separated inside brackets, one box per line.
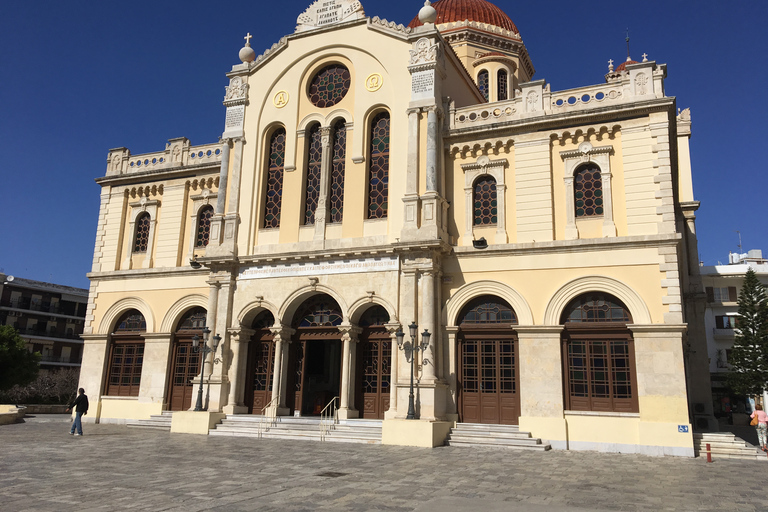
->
[244, 32, 253, 46]
[608, 59, 614, 67]
[642, 52, 648, 62]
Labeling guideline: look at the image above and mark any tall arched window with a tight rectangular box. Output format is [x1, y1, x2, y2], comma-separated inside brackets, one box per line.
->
[263, 128, 286, 228]
[473, 176, 497, 225]
[133, 212, 150, 252]
[330, 120, 346, 223]
[561, 293, 637, 413]
[498, 69, 508, 101]
[304, 124, 322, 225]
[367, 112, 389, 220]
[477, 69, 489, 101]
[106, 310, 146, 397]
[574, 164, 604, 218]
[195, 205, 213, 247]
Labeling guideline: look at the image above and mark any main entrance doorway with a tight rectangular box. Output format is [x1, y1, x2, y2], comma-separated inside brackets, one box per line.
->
[244, 310, 275, 413]
[288, 295, 343, 416]
[168, 307, 206, 411]
[457, 296, 520, 425]
[356, 305, 391, 419]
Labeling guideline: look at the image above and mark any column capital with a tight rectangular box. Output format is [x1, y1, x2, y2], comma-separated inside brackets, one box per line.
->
[339, 324, 363, 342]
[628, 323, 687, 335]
[514, 325, 564, 336]
[142, 332, 173, 343]
[270, 325, 296, 342]
[227, 327, 255, 342]
[384, 322, 403, 336]
[445, 326, 459, 335]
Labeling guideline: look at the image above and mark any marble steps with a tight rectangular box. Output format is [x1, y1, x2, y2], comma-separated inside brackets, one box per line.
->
[694, 433, 767, 461]
[209, 415, 382, 444]
[126, 411, 173, 431]
[446, 423, 551, 451]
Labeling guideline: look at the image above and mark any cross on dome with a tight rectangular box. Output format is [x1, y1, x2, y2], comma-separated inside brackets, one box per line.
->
[244, 32, 253, 47]
[608, 59, 614, 67]
[642, 53, 648, 62]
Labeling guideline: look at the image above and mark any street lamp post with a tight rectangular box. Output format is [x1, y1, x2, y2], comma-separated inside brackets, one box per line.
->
[395, 322, 431, 420]
[192, 327, 221, 412]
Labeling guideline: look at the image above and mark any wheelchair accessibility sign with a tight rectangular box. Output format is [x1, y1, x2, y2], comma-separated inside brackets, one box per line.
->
[678, 425, 689, 433]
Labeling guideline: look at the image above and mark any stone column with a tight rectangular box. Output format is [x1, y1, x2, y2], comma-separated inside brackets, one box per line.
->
[223, 327, 254, 414]
[515, 326, 567, 448]
[216, 139, 231, 214]
[445, 326, 459, 421]
[601, 170, 617, 237]
[314, 126, 333, 241]
[269, 326, 294, 416]
[420, 269, 437, 383]
[426, 108, 438, 192]
[338, 326, 361, 419]
[139, 333, 173, 407]
[384, 323, 401, 420]
[79, 334, 110, 423]
[401, 109, 421, 238]
[563, 176, 578, 240]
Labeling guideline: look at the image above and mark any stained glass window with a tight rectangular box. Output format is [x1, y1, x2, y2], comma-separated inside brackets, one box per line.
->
[459, 296, 517, 325]
[359, 305, 390, 327]
[562, 293, 631, 323]
[308, 65, 351, 108]
[473, 176, 498, 225]
[498, 69, 508, 101]
[330, 120, 346, 223]
[477, 69, 489, 101]
[574, 164, 604, 217]
[294, 295, 343, 327]
[195, 205, 213, 247]
[304, 125, 322, 225]
[133, 212, 150, 252]
[114, 310, 146, 332]
[176, 307, 206, 331]
[367, 112, 389, 219]
[264, 128, 286, 228]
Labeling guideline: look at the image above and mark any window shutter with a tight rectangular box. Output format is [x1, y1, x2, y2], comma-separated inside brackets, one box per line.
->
[728, 287, 738, 302]
[705, 287, 714, 303]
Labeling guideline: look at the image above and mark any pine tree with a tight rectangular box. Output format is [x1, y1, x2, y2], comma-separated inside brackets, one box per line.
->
[727, 269, 768, 395]
[0, 325, 40, 391]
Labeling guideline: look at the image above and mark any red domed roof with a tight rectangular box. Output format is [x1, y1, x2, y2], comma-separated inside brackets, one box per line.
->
[408, 0, 519, 33]
[615, 59, 638, 72]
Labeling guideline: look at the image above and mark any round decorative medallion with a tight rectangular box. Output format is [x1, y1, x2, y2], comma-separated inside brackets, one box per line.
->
[308, 64, 351, 108]
[365, 73, 383, 92]
[273, 91, 289, 108]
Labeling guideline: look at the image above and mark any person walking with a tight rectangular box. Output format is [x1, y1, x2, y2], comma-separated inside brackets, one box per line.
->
[66, 388, 89, 436]
[750, 403, 768, 451]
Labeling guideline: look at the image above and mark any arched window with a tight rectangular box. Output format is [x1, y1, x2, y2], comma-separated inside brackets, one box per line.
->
[294, 296, 343, 328]
[133, 212, 150, 252]
[574, 164, 604, 218]
[263, 128, 286, 228]
[473, 176, 498, 225]
[303, 124, 322, 225]
[367, 112, 389, 220]
[498, 69, 508, 101]
[330, 120, 347, 223]
[477, 69, 489, 101]
[195, 205, 214, 247]
[561, 293, 637, 413]
[106, 310, 146, 397]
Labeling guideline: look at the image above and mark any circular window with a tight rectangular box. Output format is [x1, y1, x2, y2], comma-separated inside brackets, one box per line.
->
[308, 64, 351, 108]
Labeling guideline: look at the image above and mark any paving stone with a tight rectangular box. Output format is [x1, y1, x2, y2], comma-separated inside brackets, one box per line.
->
[1, 418, 768, 511]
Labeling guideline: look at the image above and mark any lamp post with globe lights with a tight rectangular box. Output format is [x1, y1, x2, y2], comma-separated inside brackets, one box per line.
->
[395, 322, 431, 420]
[192, 327, 221, 412]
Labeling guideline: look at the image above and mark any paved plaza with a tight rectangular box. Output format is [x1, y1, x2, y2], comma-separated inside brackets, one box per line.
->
[1, 415, 767, 512]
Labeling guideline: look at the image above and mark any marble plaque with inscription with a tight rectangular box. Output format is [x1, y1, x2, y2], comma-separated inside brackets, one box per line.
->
[239, 256, 398, 280]
[223, 105, 245, 137]
[411, 70, 435, 100]
[296, 0, 365, 32]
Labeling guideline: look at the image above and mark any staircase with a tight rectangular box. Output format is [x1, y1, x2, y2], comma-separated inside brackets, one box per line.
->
[126, 411, 173, 431]
[445, 423, 551, 451]
[694, 432, 767, 461]
[209, 415, 382, 444]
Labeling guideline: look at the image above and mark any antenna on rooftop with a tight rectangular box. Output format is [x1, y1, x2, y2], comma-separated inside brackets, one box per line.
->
[625, 29, 631, 61]
[735, 230, 742, 253]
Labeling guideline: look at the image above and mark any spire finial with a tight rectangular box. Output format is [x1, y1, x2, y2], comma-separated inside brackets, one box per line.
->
[244, 32, 253, 47]
[608, 59, 614, 72]
[625, 29, 631, 61]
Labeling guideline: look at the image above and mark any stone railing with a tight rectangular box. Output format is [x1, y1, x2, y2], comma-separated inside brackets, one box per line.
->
[450, 61, 664, 131]
[105, 138, 223, 177]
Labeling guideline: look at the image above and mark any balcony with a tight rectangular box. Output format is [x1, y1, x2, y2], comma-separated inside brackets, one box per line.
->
[39, 355, 82, 366]
[15, 328, 83, 341]
[712, 328, 735, 341]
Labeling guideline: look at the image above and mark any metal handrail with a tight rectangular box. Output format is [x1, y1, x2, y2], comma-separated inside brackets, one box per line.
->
[319, 396, 339, 441]
[258, 396, 280, 439]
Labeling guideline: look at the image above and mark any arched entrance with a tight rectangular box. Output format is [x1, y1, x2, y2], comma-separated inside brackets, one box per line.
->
[244, 310, 275, 413]
[288, 295, 343, 416]
[106, 310, 146, 397]
[457, 295, 520, 424]
[560, 293, 638, 413]
[355, 305, 391, 419]
[167, 307, 206, 411]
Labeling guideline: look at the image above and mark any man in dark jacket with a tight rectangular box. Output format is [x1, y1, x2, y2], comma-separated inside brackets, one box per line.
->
[66, 388, 89, 436]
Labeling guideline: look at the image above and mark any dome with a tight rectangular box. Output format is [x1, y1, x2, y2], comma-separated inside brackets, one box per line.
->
[615, 59, 638, 72]
[407, 0, 519, 33]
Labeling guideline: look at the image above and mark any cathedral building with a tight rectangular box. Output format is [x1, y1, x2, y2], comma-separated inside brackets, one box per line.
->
[80, 0, 712, 456]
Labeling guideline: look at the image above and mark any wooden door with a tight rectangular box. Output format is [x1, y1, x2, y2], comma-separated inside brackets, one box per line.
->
[245, 337, 274, 414]
[358, 327, 391, 419]
[169, 341, 197, 411]
[459, 334, 519, 425]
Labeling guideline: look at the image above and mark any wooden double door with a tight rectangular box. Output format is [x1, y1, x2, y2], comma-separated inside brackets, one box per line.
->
[356, 326, 391, 419]
[458, 330, 520, 425]
[168, 340, 197, 411]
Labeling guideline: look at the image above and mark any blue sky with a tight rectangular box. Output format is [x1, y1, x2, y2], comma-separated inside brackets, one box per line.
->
[1, 0, 765, 289]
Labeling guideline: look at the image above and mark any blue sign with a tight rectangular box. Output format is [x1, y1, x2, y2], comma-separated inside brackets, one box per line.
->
[678, 425, 689, 433]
